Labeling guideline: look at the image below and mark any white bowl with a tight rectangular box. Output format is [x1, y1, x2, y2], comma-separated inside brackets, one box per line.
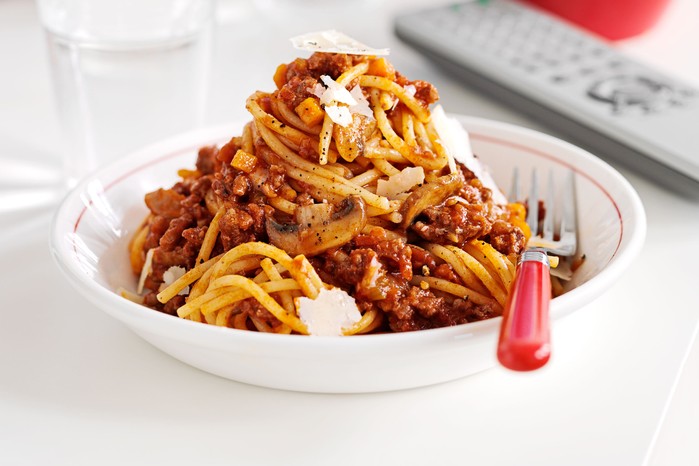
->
[50, 115, 646, 393]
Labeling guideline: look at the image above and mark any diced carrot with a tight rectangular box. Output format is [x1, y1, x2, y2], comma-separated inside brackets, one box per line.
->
[508, 202, 531, 239]
[177, 168, 201, 179]
[273, 63, 288, 89]
[295, 97, 325, 127]
[231, 149, 258, 173]
[367, 58, 396, 80]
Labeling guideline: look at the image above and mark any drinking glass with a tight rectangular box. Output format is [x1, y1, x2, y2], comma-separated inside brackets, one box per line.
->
[37, 0, 215, 187]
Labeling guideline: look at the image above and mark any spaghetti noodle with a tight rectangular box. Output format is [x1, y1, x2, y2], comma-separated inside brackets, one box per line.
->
[128, 49, 530, 335]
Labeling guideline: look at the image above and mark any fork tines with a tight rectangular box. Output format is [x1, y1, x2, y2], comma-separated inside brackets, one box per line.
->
[510, 167, 578, 258]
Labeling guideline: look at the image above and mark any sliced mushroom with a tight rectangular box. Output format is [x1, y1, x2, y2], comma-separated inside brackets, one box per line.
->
[399, 172, 463, 229]
[266, 196, 367, 257]
[293, 202, 333, 226]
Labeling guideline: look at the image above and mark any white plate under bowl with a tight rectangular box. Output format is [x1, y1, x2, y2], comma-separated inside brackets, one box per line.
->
[50, 115, 646, 393]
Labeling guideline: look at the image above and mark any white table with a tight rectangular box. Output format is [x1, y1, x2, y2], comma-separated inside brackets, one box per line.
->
[1, 1, 698, 464]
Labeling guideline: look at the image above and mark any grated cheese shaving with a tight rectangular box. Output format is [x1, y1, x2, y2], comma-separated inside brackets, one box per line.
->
[319, 75, 356, 106]
[376, 166, 425, 199]
[296, 287, 362, 336]
[324, 105, 353, 127]
[290, 30, 390, 56]
[137, 248, 154, 295]
[431, 105, 508, 204]
[312, 76, 374, 127]
[159, 266, 189, 296]
[349, 85, 373, 118]
[311, 82, 325, 100]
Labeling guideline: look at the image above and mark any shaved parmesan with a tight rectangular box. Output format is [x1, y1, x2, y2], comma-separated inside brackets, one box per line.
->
[310, 82, 325, 100]
[431, 105, 507, 204]
[349, 85, 373, 118]
[296, 287, 362, 336]
[313, 76, 374, 127]
[137, 248, 154, 295]
[291, 30, 389, 56]
[319, 75, 356, 106]
[160, 266, 189, 296]
[325, 105, 353, 127]
[163, 266, 186, 285]
[376, 166, 425, 199]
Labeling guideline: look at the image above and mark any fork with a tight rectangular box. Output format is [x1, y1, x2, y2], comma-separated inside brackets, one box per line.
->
[497, 168, 578, 371]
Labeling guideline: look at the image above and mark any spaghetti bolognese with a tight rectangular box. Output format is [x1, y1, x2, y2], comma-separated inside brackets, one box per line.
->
[126, 43, 530, 335]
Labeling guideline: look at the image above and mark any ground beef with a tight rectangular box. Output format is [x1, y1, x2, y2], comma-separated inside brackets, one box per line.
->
[412, 201, 493, 246]
[215, 137, 242, 166]
[409, 245, 437, 272]
[182, 225, 208, 250]
[307, 52, 357, 78]
[404, 161, 516, 248]
[452, 297, 500, 322]
[142, 292, 186, 316]
[219, 207, 255, 250]
[433, 263, 462, 285]
[283, 53, 360, 85]
[159, 213, 193, 252]
[387, 287, 501, 332]
[412, 80, 439, 106]
[488, 219, 526, 255]
[212, 166, 239, 201]
[410, 197, 525, 254]
[262, 164, 287, 197]
[457, 177, 491, 203]
[354, 230, 413, 280]
[143, 291, 161, 312]
[163, 295, 186, 316]
[218, 203, 271, 251]
[278, 75, 318, 109]
[144, 189, 184, 219]
[313, 249, 371, 292]
[395, 72, 440, 106]
[183, 176, 213, 208]
[279, 53, 369, 111]
[196, 145, 219, 175]
[231, 174, 251, 197]
[225, 298, 279, 330]
[144, 215, 169, 251]
[212, 148, 287, 203]
[409, 246, 462, 284]
[379, 281, 490, 332]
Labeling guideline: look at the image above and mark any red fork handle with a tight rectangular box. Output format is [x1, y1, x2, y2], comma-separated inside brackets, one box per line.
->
[497, 250, 552, 371]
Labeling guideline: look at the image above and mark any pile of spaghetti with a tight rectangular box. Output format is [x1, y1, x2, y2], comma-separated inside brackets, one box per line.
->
[127, 51, 530, 335]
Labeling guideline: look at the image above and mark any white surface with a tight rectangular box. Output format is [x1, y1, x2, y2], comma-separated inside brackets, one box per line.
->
[0, 0, 698, 464]
[48, 116, 644, 393]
